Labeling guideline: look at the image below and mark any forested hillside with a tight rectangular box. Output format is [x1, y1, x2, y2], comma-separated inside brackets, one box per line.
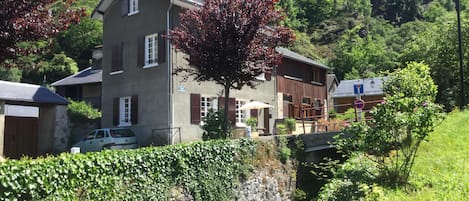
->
[280, 0, 469, 110]
[1, 0, 468, 110]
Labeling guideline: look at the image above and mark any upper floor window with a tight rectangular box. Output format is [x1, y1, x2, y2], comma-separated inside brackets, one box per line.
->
[128, 0, 139, 15]
[144, 33, 158, 67]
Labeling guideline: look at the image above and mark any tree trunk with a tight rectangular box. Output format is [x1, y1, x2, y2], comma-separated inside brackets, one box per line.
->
[223, 83, 230, 138]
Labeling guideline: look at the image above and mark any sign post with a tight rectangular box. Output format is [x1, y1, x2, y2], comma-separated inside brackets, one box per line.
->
[353, 83, 365, 121]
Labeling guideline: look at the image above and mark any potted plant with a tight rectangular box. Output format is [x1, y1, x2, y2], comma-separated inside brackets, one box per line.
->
[285, 118, 296, 134]
[246, 117, 259, 138]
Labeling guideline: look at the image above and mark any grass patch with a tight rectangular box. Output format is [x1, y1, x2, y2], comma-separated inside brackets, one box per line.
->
[383, 110, 469, 200]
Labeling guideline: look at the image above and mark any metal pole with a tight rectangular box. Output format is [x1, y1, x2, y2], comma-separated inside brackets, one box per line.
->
[456, 0, 466, 110]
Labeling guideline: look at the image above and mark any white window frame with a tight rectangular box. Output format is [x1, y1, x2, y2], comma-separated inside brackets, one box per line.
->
[200, 96, 217, 125]
[119, 96, 132, 127]
[144, 33, 158, 68]
[128, 0, 139, 16]
[255, 73, 266, 81]
[235, 99, 250, 127]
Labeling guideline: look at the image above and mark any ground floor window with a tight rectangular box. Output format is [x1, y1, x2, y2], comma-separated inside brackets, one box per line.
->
[119, 96, 131, 126]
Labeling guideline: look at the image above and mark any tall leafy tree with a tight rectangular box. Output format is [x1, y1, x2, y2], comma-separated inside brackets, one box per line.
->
[0, 0, 85, 65]
[170, 0, 294, 136]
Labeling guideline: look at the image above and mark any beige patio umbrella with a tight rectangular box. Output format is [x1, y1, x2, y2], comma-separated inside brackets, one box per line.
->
[237, 101, 273, 110]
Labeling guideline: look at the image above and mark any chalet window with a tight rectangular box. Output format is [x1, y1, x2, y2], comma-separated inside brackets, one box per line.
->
[128, 0, 139, 15]
[235, 100, 248, 126]
[283, 94, 293, 103]
[113, 95, 138, 126]
[302, 97, 311, 105]
[144, 33, 158, 67]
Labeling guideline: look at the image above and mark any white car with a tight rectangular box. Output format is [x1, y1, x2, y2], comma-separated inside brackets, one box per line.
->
[72, 128, 138, 153]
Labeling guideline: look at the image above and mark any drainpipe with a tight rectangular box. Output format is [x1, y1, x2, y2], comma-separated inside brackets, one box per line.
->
[167, 0, 174, 144]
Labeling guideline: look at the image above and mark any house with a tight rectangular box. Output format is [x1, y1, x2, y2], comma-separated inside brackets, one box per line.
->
[0, 80, 69, 159]
[91, 0, 329, 145]
[332, 77, 387, 115]
[52, 48, 103, 109]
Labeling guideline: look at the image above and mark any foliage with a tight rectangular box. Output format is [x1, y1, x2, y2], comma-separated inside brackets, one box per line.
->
[285, 118, 296, 134]
[67, 100, 101, 122]
[276, 123, 288, 135]
[0, 0, 85, 65]
[371, 0, 424, 25]
[245, 117, 258, 128]
[277, 136, 291, 163]
[317, 154, 380, 201]
[0, 67, 22, 82]
[334, 62, 444, 187]
[335, 107, 360, 122]
[54, 17, 102, 68]
[293, 188, 307, 201]
[169, 0, 294, 135]
[201, 109, 230, 140]
[0, 139, 256, 200]
[383, 110, 469, 200]
[20, 53, 78, 84]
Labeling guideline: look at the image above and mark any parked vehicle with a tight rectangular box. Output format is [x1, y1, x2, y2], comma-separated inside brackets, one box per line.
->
[72, 128, 138, 153]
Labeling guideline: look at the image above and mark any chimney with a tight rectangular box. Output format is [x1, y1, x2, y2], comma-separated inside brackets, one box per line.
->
[91, 45, 103, 69]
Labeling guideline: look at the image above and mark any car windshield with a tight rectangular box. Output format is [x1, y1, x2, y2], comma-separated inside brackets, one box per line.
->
[110, 129, 135, 138]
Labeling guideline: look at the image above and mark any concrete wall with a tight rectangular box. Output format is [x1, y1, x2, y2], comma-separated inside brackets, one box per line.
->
[38, 105, 56, 154]
[52, 105, 70, 153]
[101, 0, 171, 146]
[0, 101, 4, 156]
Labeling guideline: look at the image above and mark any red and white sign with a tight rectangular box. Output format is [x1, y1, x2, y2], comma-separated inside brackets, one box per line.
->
[354, 99, 365, 110]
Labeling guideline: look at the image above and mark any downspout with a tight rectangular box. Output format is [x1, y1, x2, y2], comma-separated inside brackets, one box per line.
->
[167, 0, 174, 144]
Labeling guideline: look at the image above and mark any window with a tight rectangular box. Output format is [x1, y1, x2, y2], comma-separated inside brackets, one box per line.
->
[144, 33, 158, 67]
[119, 96, 132, 126]
[236, 100, 247, 126]
[95, 130, 105, 139]
[200, 96, 213, 120]
[283, 94, 293, 103]
[302, 97, 311, 105]
[128, 0, 138, 15]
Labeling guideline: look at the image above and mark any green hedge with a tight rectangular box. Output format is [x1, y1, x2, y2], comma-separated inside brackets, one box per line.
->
[0, 139, 256, 200]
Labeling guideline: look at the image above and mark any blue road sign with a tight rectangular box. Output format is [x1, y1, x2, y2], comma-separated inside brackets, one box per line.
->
[354, 84, 364, 94]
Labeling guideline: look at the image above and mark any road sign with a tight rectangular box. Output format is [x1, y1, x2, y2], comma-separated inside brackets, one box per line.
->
[354, 84, 364, 94]
[354, 99, 365, 110]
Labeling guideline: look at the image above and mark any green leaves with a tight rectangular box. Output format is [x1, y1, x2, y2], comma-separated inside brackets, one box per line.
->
[0, 139, 256, 200]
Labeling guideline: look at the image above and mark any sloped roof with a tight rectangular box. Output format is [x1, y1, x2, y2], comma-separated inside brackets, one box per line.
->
[0, 80, 68, 105]
[332, 77, 388, 98]
[52, 67, 102, 87]
[276, 47, 329, 70]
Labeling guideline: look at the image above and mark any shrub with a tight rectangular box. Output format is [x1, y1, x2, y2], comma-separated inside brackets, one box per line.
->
[201, 109, 230, 140]
[277, 136, 291, 163]
[67, 100, 101, 122]
[276, 123, 287, 135]
[0, 139, 256, 200]
[334, 62, 444, 187]
[285, 118, 296, 133]
[246, 117, 258, 128]
[293, 188, 307, 201]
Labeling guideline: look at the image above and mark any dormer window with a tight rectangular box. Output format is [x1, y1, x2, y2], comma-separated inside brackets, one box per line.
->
[128, 0, 139, 15]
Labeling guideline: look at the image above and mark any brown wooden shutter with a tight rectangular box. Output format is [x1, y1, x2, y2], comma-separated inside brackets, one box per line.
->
[228, 98, 236, 125]
[113, 97, 119, 126]
[111, 43, 123, 72]
[218, 97, 225, 110]
[250, 109, 258, 118]
[137, 36, 145, 67]
[265, 72, 272, 81]
[131, 95, 138, 124]
[121, 0, 129, 16]
[158, 31, 166, 64]
[190, 94, 201, 124]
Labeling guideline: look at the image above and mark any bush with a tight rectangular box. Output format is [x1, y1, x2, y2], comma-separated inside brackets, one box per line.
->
[277, 136, 291, 163]
[293, 188, 307, 201]
[285, 118, 296, 133]
[201, 109, 230, 140]
[67, 100, 101, 122]
[0, 139, 256, 200]
[276, 123, 287, 135]
[246, 117, 257, 128]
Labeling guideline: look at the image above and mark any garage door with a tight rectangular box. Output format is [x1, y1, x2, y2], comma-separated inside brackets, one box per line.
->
[4, 116, 38, 159]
